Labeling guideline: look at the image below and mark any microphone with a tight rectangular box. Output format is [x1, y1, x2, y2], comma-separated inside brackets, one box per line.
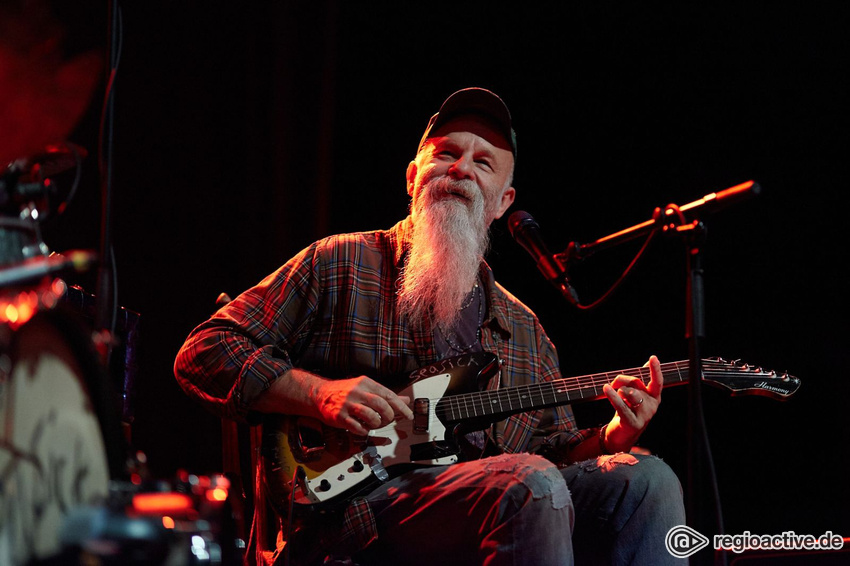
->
[508, 210, 580, 307]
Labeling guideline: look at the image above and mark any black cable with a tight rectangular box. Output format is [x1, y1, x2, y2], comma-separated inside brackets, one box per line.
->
[94, 0, 122, 344]
[283, 466, 306, 566]
[574, 228, 657, 311]
[110, 243, 119, 338]
[56, 143, 83, 216]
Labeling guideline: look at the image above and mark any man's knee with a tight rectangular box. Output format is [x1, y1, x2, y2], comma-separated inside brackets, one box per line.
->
[565, 452, 684, 524]
[619, 453, 683, 506]
[481, 453, 573, 514]
[569, 452, 679, 491]
[478, 454, 575, 563]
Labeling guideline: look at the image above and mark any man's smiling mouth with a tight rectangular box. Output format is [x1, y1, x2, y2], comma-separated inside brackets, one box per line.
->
[444, 188, 471, 202]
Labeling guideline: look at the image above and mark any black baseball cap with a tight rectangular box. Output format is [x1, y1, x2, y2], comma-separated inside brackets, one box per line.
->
[417, 87, 517, 158]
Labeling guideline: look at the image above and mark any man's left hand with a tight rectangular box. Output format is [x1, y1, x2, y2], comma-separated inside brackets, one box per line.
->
[601, 355, 663, 453]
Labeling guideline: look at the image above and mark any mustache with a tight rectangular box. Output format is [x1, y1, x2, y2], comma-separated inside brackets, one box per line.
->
[422, 177, 481, 204]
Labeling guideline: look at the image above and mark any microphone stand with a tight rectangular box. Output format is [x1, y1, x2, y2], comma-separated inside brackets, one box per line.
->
[559, 180, 761, 565]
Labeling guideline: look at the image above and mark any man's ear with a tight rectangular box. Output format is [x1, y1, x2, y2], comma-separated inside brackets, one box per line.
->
[405, 161, 417, 196]
[493, 186, 516, 219]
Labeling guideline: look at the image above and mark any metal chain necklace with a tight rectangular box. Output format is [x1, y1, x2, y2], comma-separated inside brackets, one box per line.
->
[440, 282, 483, 354]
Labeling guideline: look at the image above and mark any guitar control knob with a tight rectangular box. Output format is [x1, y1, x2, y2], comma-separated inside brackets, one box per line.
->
[318, 479, 331, 491]
[352, 460, 364, 473]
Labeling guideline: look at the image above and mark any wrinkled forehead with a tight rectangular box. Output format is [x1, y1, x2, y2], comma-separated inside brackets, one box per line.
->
[424, 114, 514, 156]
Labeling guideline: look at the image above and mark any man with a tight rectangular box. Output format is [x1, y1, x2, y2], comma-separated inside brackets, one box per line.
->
[175, 88, 685, 565]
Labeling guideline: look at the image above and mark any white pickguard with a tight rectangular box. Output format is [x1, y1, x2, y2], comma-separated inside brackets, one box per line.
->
[299, 372, 457, 504]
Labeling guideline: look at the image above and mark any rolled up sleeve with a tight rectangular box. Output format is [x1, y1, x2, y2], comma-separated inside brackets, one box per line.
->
[174, 243, 322, 422]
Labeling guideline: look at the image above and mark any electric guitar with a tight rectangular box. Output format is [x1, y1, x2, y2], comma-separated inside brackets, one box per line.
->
[261, 352, 799, 514]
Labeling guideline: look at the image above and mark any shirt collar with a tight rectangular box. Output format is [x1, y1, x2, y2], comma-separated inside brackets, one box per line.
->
[478, 260, 513, 339]
[389, 216, 413, 267]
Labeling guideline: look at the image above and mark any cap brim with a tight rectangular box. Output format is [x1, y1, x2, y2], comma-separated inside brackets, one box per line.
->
[418, 87, 516, 157]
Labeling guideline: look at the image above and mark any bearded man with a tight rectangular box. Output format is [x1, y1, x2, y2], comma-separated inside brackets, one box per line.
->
[175, 88, 686, 566]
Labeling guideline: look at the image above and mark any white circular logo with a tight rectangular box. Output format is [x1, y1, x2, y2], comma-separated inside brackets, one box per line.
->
[666, 525, 710, 558]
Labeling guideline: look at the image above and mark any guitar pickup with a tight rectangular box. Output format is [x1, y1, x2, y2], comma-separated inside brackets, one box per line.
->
[413, 398, 429, 434]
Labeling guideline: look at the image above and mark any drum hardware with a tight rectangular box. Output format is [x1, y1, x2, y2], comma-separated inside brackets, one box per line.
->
[1, 142, 87, 218]
[56, 467, 242, 565]
[2, 9, 163, 561]
[1, 9, 193, 561]
[0, 282, 229, 566]
[0, 251, 97, 289]
[61, 284, 141, 428]
[0, 138, 91, 274]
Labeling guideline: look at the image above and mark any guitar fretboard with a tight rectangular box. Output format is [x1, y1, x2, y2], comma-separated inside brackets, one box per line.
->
[438, 360, 711, 422]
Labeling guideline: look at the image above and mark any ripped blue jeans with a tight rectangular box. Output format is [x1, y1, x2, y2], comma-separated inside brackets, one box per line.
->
[351, 452, 685, 566]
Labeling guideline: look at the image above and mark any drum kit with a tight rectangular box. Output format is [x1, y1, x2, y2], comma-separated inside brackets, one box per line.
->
[0, 8, 241, 565]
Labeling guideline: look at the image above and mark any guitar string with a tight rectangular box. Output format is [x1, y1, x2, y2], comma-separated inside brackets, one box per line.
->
[423, 365, 782, 421]
[320, 362, 780, 433]
[429, 362, 778, 419]
[342, 366, 776, 435]
[434, 366, 674, 419]
[351, 361, 764, 428]
[324, 377, 786, 440]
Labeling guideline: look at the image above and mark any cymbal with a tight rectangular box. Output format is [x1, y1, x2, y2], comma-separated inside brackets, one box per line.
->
[0, 4, 102, 166]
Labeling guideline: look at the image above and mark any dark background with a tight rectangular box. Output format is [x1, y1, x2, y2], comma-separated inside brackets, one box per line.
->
[29, 2, 848, 544]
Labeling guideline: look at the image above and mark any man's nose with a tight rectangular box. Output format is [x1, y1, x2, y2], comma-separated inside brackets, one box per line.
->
[448, 156, 474, 180]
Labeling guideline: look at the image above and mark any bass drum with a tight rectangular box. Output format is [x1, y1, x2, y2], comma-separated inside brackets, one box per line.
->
[0, 309, 123, 566]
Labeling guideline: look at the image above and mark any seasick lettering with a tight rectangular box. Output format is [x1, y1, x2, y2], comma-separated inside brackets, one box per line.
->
[407, 353, 481, 381]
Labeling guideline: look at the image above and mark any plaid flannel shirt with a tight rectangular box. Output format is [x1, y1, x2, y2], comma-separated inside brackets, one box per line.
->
[174, 216, 598, 561]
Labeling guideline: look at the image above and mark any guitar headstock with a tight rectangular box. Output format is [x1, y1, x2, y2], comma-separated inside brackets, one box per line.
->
[701, 357, 800, 400]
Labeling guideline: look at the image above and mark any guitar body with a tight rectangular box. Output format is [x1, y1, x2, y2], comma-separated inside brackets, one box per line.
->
[261, 352, 500, 514]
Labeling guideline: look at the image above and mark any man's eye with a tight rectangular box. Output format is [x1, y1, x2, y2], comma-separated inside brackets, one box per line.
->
[475, 159, 492, 169]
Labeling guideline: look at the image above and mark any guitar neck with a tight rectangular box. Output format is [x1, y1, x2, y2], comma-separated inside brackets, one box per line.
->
[440, 360, 694, 423]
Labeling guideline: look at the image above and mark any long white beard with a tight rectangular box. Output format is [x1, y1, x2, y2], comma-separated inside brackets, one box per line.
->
[398, 176, 490, 331]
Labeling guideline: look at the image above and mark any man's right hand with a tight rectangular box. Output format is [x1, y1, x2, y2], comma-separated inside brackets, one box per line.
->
[252, 368, 413, 436]
[314, 375, 414, 436]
